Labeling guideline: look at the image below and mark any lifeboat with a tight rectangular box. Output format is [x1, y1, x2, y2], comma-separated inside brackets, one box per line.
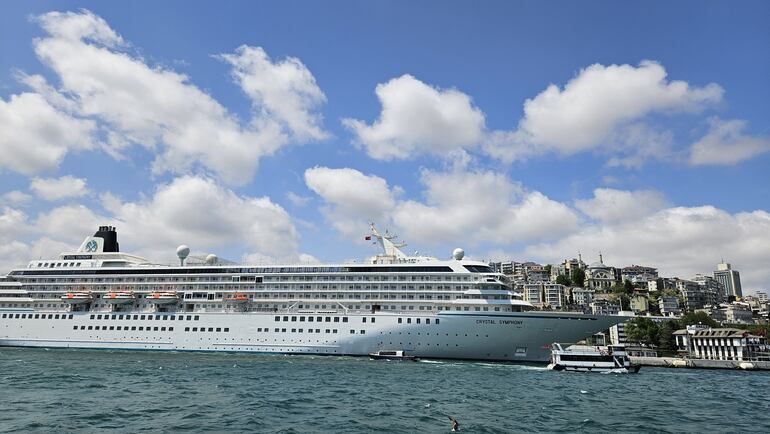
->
[147, 291, 179, 304]
[224, 293, 249, 303]
[61, 292, 92, 304]
[104, 291, 135, 304]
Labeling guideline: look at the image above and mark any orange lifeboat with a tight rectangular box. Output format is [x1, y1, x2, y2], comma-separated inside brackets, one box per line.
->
[224, 293, 249, 303]
[148, 291, 179, 304]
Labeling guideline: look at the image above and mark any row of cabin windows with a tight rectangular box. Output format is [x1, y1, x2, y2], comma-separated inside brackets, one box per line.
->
[74, 325, 176, 332]
[275, 316, 351, 323]
[182, 327, 230, 332]
[273, 328, 339, 334]
[2, 313, 73, 319]
[397, 318, 440, 325]
[89, 314, 200, 321]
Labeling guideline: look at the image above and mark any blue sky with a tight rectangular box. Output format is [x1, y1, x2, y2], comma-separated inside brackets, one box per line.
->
[1, 1, 768, 291]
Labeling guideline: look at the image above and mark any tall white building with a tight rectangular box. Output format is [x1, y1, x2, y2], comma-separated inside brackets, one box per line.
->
[714, 262, 742, 298]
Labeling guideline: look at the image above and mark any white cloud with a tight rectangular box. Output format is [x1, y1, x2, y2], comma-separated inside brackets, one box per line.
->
[30, 175, 89, 201]
[0, 92, 95, 175]
[521, 205, 770, 291]
[575, 188, 669, 225]
[306, 166, 578, 248]
[305, 167, 398, 237]
[31, 9, 327, 185]
[107, 176, 300, 260]
[343, 74, 485, 160]
[220, 45, 328, 142]
[486, 61, 723, 163]
[286, 191, 311, 207]
[689, 118, 770, 166]
[1, 191, 33, 206]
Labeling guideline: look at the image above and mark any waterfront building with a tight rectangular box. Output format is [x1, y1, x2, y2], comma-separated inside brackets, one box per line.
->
[714, 262, 743, 299]
[698, 303, 755, 325]
[591, 299, 620, 316]
[585, 254, 617, 290]
[674, 326, 768, 361]
[621, 265, 658, 286]
[692, 274, 725, 305]
[648, 277, 676, 293]
[522, 283, 565, 309]
[658, 296, 682, 316]
[571, 287, 595, 307]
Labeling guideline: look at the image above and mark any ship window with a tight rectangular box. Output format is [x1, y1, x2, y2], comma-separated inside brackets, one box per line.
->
[325, 317, 331, 322]
[117, 326, 122, 330]
[362, 318, 367, 323]
[281, 328, 286, 332]
[371, 318, 375, 323]
[350, 330, 355, 334]
[89, 314, 94, 319]
[131, 326, 136, 330]
[207, 327, 213, 332]
[407, 318, 412, 324]
[152, 327, 157, 331]
[275, 328, 279, 332]
[88, 326, 92, 330]
[416, 319, 421, 324]
[97, 315, 102, 319]
[224, 328, 229, 332]
[111, 315, 117, 320]
[283, 316, 289, 321]
[291, 316, 297, 321]
[325, 329, 330, 333]
[216, 328, 221, 332]
[192, 327, 198, 332]
[343, 317, 348, 323]
[140, 315, 146, 320]
[360, 330, 365, 334]
[1, 314, 5, 318]
[398, 318, 402, 324]
[147, 316, 153, 321]
[80, 326, 85, 330]
[308, 317, 313, 322]
[275, 316, 280, 321]
[299, 316, 305, 322]
[334, 317, 339, 323]
[317, 316, 322, 322]
[333, 329, 338, 333]
[194, 316, 200, 321]
[186, 315, 192, 320]
[426, 319, 430, 324]
[162, 315, 168, 320]
[73, 325, 78, 330]
[169, 327, 174, 331]
[170, 316, 175, 320]
[109, 326, 114, 330]
[139, 327, 144, 331]
[185, 327, 190, 331]
[178, 316, 183, 321]
[292, 328, 296, 332]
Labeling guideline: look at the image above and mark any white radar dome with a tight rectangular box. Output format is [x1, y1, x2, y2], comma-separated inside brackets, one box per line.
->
[452, 248, 465, 260]
[205, 254, 218, 265]
[176, 245, 190, 265]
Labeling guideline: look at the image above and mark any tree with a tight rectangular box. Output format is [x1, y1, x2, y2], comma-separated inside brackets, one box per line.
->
[657, 320, 681, 355]
[680, 311, 718, 328]
[625, 317, 660, 346]
[555, 274, 571, 286]
[570, 268, 585, 288]
[544, 264, 552, 276]
[623, 279, 634, 295]
[611, 282, 626, 294]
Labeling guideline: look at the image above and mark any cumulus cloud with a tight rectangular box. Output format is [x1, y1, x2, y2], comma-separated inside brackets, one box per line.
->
[485, 61, 723, 163]
[689, 118, 770, 166]
[286, 191, 311, 207]
[0, 92, 95, 175]
[575, 188, 669, 225]
[343, 74, 485, 160]
[520, 206, 770, 291]
[220, 45, 328, 142]
[30, 175, 89, 201]
[305, 166, 578, 247]
[305, 166, 398, 237]
[1, 191, 33, 206]
[28, 9, 327, 185]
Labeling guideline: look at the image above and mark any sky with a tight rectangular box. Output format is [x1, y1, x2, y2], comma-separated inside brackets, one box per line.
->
[0, 1, 769, 293]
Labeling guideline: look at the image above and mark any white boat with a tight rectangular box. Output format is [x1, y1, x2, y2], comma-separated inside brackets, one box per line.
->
[147, 292, 178, 304]
[61, 292, 92, 304]
[369, 350, 417, 361]
[0, 225, 624, 361]
[546, 343, 641, 373]
[103, 292, 135, 304]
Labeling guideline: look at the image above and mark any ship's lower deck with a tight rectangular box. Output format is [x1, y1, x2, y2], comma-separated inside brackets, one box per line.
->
[0, 310, 621, 362]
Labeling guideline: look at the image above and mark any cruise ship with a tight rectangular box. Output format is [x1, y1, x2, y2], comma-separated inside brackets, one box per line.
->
[0, 225, 623, 362]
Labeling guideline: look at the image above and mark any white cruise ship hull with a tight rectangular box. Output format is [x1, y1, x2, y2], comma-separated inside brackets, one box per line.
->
[0, 310, 621, 362]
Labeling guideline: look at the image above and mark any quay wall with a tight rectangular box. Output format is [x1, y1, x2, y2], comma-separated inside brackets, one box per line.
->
[631, 356, 770, 371]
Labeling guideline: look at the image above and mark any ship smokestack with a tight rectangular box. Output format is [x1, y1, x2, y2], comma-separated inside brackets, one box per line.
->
[94, 226, 119, 252]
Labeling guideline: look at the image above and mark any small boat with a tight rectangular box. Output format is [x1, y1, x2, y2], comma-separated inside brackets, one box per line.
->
[224, 293, 249, 303]
[546, 343, 640, 373]
[147, 291, 179, 304]
[369, 350, 418, 361]
[104, 291, 135, 304]
[61, 292, 92, 304]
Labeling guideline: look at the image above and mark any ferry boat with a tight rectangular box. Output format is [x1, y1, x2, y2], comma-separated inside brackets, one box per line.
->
[546, 343, 641, 373]
[0, 225, 624, 362]
[369, 350, 417, 361]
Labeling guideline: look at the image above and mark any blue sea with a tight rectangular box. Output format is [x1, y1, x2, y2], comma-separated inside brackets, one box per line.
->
[1, 348, 768, 433]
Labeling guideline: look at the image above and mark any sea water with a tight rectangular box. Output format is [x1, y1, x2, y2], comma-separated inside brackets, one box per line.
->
[1, 348, 768, 433]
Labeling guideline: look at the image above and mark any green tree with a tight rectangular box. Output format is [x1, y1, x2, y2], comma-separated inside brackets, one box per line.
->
[544, 264, 552, 276]
[555, 274, 571, 286]
[625, 317, 660, 346]
[611, 282, 626, 294]
[657, 320, 681, 355]
[680, 311, 719, 328]
[570, 268, 585, 288]
[624, 279, 634, 295]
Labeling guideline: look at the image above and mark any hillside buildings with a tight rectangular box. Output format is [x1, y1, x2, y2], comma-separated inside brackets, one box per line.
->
[714, 262, 743, 298]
